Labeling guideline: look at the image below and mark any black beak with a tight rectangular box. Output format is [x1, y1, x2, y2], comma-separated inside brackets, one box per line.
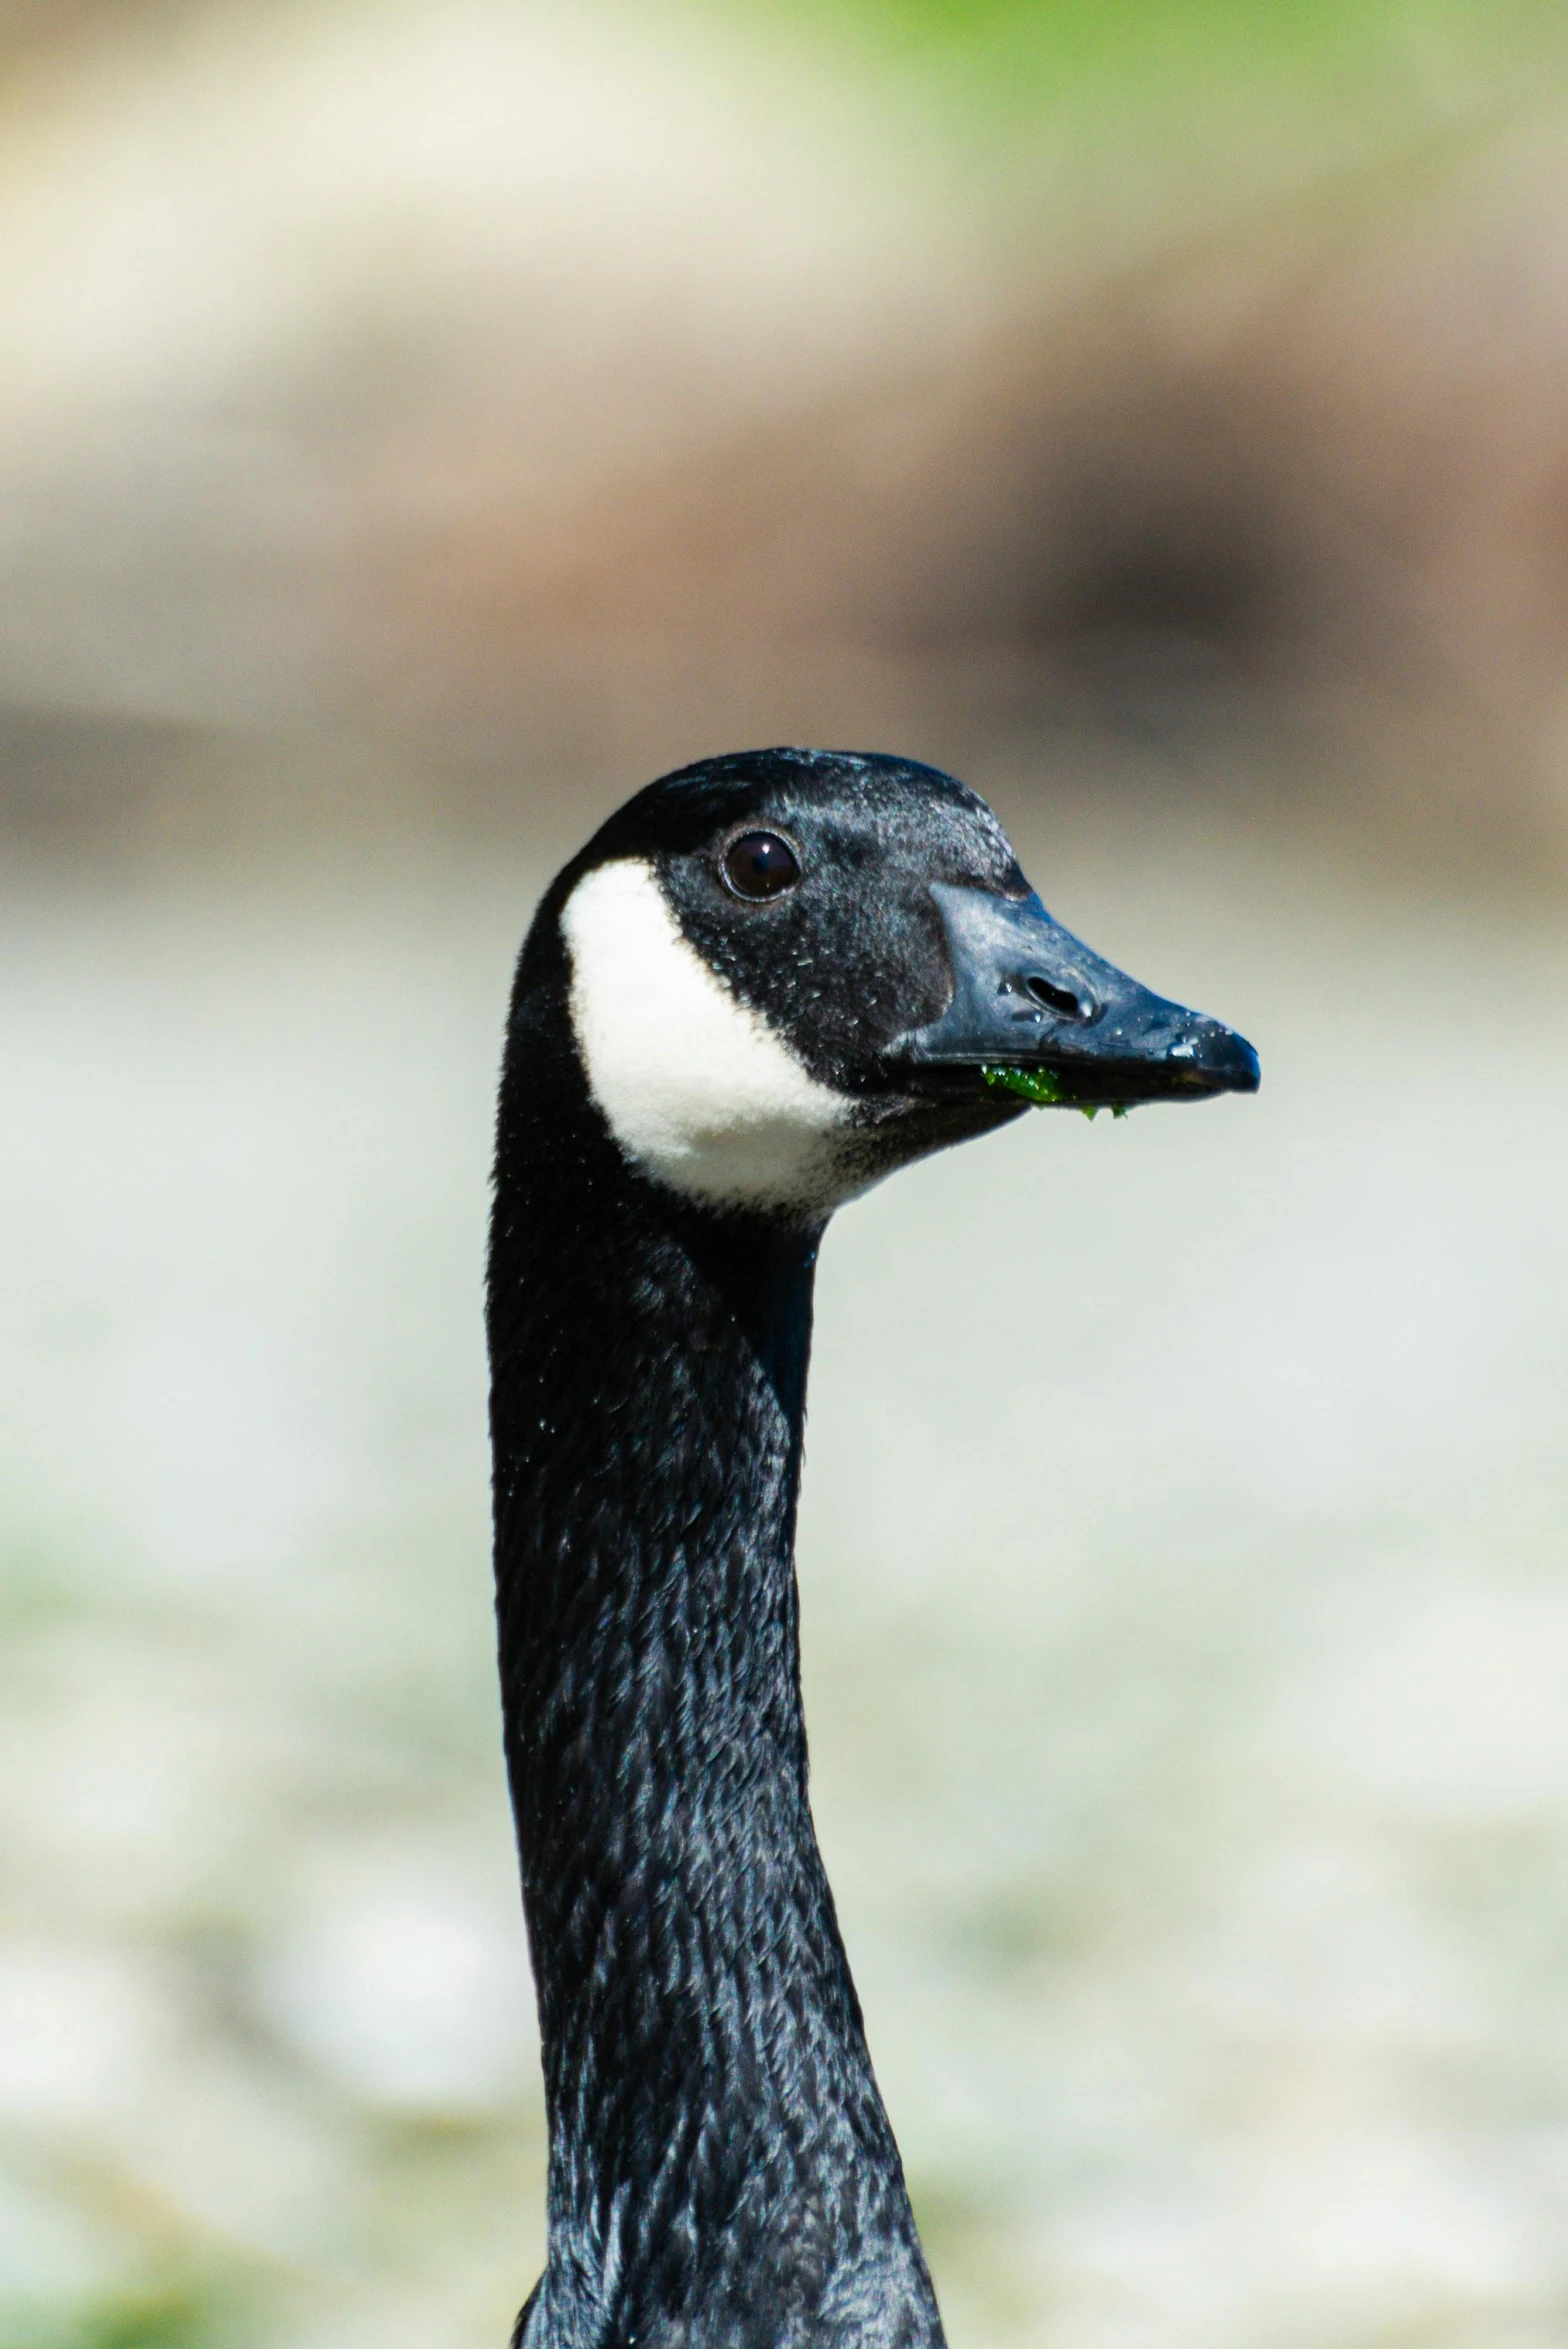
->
[891, 885, 1260, 1110]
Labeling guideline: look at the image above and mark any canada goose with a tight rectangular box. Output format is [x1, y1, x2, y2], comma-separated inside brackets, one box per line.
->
[487, 747, 1258, 2348]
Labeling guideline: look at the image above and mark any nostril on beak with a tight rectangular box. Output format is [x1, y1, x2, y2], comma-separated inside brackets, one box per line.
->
[1024, 974, 1096, 1023]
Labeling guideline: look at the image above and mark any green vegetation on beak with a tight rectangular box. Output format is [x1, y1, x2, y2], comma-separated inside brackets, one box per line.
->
[981, 1065, 1129, 1119]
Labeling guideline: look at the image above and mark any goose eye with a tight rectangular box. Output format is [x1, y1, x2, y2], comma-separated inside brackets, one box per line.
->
[721, 830, 800, 901]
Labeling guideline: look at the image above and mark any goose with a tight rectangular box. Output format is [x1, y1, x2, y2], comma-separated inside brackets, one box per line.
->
[486, 746, 1258, 2349]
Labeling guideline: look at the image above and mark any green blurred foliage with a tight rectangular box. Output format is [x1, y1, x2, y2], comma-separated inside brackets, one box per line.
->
[79, 2290, 218, 2349]
[8, 2282, 244, 2349]
[708, 0, 1568, 159]
[682, 0, 1568, 276]
[732, 0, 1557, 76]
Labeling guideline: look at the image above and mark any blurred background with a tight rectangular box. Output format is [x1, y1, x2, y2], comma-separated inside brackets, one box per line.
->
[4, 2, 1568, 2343]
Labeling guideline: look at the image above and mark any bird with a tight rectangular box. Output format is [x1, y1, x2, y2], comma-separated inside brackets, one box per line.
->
[486, 746, 1258, 2349]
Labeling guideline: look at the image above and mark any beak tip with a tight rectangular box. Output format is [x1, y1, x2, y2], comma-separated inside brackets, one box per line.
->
[1138, 1016, 1260, 1099]
[1086, 1018, 1259, 1106]
[1206, 1027, 1261, 1095]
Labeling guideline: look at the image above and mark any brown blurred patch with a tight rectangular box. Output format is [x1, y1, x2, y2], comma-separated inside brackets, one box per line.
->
[357, 136, 1568, 887]
[0, 705, 220, 847]
[6, 21, 1568, 894]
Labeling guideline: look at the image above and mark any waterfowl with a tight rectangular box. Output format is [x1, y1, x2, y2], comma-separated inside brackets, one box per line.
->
[487, 747, 1258, 2348]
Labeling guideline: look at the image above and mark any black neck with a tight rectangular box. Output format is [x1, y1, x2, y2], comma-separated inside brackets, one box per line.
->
[487, 975, 943, 2347]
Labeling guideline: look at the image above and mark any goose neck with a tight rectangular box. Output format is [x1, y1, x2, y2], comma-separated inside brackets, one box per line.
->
[487, 1085, 941, 2340]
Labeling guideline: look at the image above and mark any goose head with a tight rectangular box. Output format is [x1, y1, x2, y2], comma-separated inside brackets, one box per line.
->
[550, 745, 1258, 1223]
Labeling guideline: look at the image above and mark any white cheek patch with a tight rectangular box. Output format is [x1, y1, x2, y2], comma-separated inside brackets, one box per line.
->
[561, 857, 855, 1213]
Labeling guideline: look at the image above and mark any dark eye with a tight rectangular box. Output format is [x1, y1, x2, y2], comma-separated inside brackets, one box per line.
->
[721, 830, 800, 901]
